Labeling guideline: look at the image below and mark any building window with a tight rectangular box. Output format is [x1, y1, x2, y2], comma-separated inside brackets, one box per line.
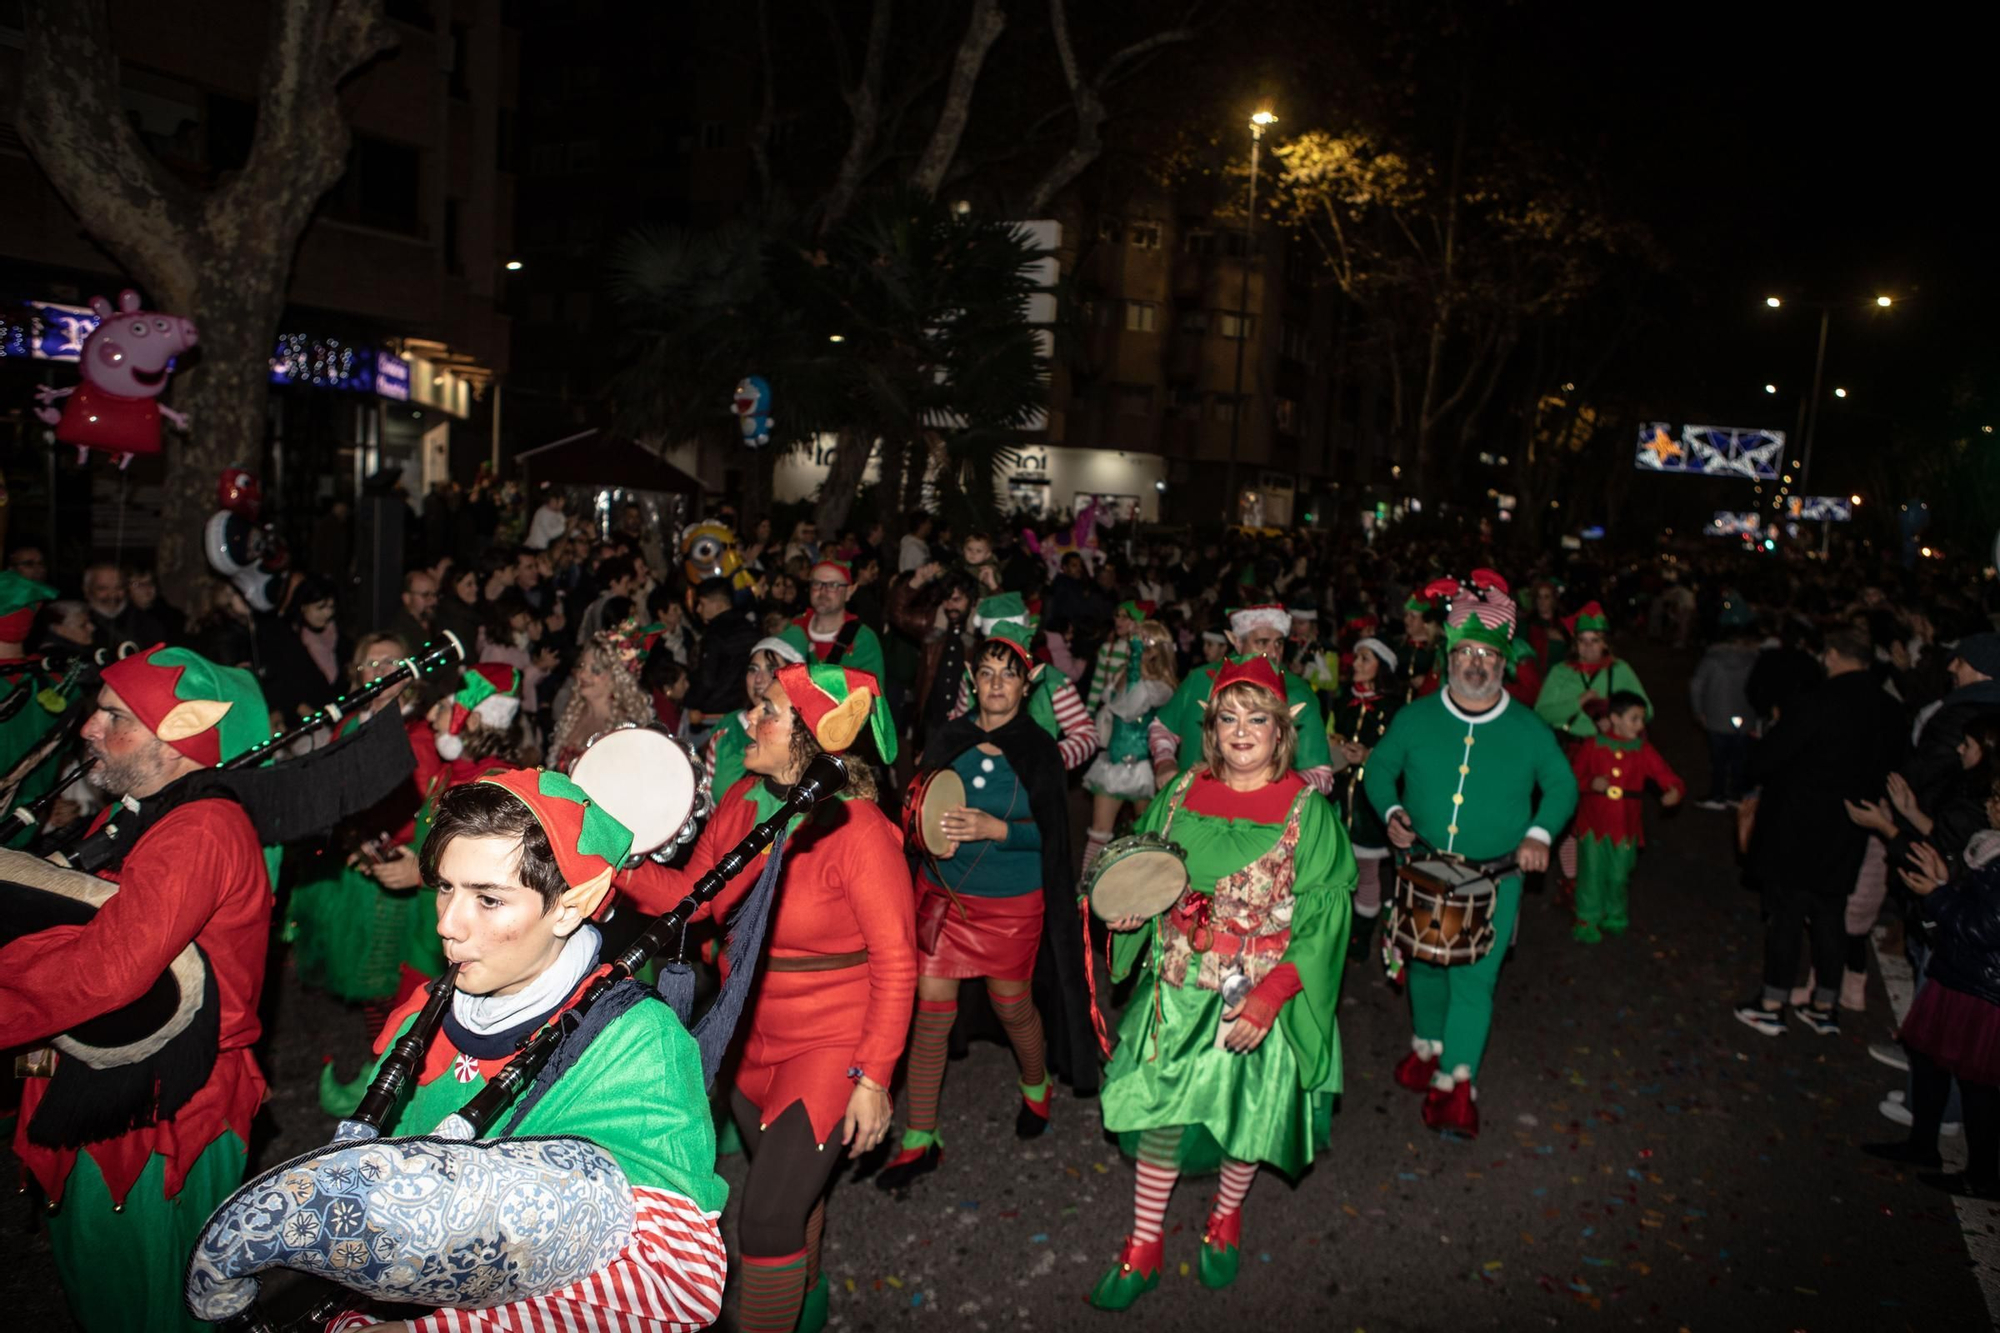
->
[1177, 308, 1210, 335]
[443, 198, 463, 276]
[1124, 301, 1159, 333]
[1275, 396, 1298, 432]
[1218, 312, 1255, 340]
[1167, 384, 1203, 420]
[1210, 395, 1240, 424]
[1096, 216, 1122, 244]
[697, 120, 727, 150]
[448, 22, 471, 100]
[1222, 230, 1261, 259]
[1127, 220, 1162, 249]
[325, 134, 422, 235]
[1114, 384, 1155, 417]
[1282, 321, 1310, 364]
[1182, 226, 1216, 256]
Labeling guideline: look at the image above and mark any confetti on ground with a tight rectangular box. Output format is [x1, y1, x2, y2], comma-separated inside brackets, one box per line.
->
[884, 1275, 904, 1289]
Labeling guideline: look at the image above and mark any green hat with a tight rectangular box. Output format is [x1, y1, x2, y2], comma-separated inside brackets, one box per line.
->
[979, 620, 1045, 679]
[776, 661, 898, 764]
[99, 643, 268, 768]
[0, 572, 56, 641]
[973, 592, 1031, 635]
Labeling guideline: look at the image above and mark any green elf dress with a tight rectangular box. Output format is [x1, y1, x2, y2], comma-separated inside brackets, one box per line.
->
[1532, 602, 1652, 741]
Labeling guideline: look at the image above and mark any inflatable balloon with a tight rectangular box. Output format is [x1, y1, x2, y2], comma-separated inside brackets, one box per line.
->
[216, 466, 262, 518]
[680, 520, 757, 596]
[204, 468, 289, 612]
[732, 375, 774, 448]
[33, 290, 197, 467]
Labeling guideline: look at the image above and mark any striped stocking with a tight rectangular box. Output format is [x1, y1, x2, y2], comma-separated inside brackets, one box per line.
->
[1213, 1157, 1258, 1217]
[1558, 835, 1578, 880]
[1131, 1125, 1184, 1243]
[1081, 827, 1113, 880]
[737, 1248, 808, 1333]
[803, 1198, 827, 1289]
[902, 999, 957, 1137]
[989, 987, 1047, 1091]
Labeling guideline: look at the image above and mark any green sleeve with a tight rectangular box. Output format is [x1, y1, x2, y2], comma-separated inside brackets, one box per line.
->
[1533, 664, 1585, 736]
[1276, 796, 1356, 1093]
[847, 626, 886, 686]
[318, 1013, 412, 1118]
[1001, 816, 1042, 851]
[1110, 782, 1178, 981]
[1361, 706, 1413, 823]
[1288, 675, 1333, 769]
[1525, 712, 1580, 839]
[1156, 670, 1205, 764]
[1610, 662, 1653, 719]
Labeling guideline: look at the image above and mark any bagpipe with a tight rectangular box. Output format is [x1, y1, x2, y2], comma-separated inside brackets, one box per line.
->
[184, 751, 852, 1331]
[0, 634, 465, 1151]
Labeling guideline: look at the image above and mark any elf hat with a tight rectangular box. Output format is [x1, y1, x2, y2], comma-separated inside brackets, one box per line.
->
[808, 558, 853, 587]
[1286, 597, 1319, 624]
[598, 617, 648, 676]
[775, 661, 897, 764]
[973, 592, 1032, 636]
[1227, 604, 1292, 637]
[1117, 599, 1155, 623]
[1201, 630, 1228, 645]
[978, 619, 1046, 681]
[476, 766, 634, 918]
[99, 643, 268, 768]
[436, 663, 522, 760]
[750, 633, 807, 666]
[1425, 570, 1519, 656]
[1204, 653, 1308, 719]
[1562, 601, 1610, 637]
[0, 571, 57, 643]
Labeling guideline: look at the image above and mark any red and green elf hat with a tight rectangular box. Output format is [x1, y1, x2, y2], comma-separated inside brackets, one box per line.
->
[775, 661, 897, 764]
[440, 664, 522, 753]
[979, 618, 1045, 680]
[1208, 652, 1286, 700]
[1562, 601, 1609, 637]
[1117, 599, 1154, 623]
[99, 643, 268, 768]
[808, 558, 853, 586]
[1425, 571, 1520, 656]
[476, 766, 635, 917]
[0, 571, 57, 643]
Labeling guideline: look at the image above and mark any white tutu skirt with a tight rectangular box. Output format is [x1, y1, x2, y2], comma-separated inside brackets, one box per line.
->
[1083, 754, 1156, 800]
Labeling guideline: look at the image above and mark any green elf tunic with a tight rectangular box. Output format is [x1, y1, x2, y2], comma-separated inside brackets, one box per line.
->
[1533, 657, 1652, 741]
[1101, 770, 1355, 1176]
[0, 658, 78, 850]
[1154, 662, 1334, 777]
[1362, 690, 1577, 1078]
[703, 709, 754, 800]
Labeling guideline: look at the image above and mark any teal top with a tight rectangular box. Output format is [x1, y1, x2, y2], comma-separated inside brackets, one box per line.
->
[926, 745, 1042, 898]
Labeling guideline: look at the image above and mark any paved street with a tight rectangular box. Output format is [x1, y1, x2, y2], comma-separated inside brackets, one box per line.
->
[5, 642, 1997, 1330]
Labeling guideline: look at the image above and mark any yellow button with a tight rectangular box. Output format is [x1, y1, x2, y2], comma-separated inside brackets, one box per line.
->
[1611, 767, 1622, 777]
[1447, 824, 1459, 835]
[1458, 764, 1470, 775]
[1606, 785, 1625, 800]
[1463, 736, 1475, 746]
[1451, 793, 1464, 804]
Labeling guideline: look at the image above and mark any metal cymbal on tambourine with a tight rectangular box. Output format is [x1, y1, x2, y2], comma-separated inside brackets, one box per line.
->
[567, 724, 710, 862]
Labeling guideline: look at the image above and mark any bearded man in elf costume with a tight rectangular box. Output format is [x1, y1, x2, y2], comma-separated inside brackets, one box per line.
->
[1147, 604, 1336, 794]
[949, 593, 1099, 770]
[0, 645, 270, 1332]
[317, 767, 728, 1331]
[1363, 575, 1578, 1137]
[0, 570, 79, 848]
[1092, 655, 1355, 1308]
[1531, 600, 1652, 892]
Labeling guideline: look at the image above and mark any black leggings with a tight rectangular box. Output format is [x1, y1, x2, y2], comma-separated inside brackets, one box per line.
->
[730, 1089, 844, 1258]
[1910, 1050, 2000, 1183]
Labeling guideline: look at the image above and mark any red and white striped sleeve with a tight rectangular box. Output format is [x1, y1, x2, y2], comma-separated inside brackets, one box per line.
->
[350, 1188, 727, 1333]
[1297, 764, 1336, 796]
[1148, 718, 1179, 769]
[1050, 680, 1098, 771]
[949, 674, 971, 721]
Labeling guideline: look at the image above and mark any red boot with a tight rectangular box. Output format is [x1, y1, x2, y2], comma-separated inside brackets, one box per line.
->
[1393, 1049, 1439, 1093]
[1429, 1082, 1479, 1138]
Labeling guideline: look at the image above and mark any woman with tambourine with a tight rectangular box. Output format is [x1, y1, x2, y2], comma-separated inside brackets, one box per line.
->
[1089, 654, 1355, 1309]
[620, 661, 915, 1333]
[881, 621, 1080, 1190]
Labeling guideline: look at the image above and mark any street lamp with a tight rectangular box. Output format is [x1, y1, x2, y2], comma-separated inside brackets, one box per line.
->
[1834, 387, 1848, 398]
[1876, 295, 1893, 307]
[1766, 296, 1782, 308]
[1762, 292, 1892, 490]
[1224, 107, 1277, 518]
[1764, 383, 1777, 394]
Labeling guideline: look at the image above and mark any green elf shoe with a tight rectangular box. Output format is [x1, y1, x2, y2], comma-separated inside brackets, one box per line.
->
[1571, 921, 1603, 944]
[796, 1271, 830, 1333]
[1198, 1206, 1243, 1289]
[1602, 919, 1629, 936]
[1088, 1235, 1163, 1311]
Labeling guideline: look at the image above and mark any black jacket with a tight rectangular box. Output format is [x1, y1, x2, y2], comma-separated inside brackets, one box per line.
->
[1747, 669, 1907, 891]
[1905, 680, 2000, 810]
[1921, 858, 2000, 1008]
[686, 609, 760, 715]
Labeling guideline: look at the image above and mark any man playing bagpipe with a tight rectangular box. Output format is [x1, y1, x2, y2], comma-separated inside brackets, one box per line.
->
[0, 646, 271, 1332]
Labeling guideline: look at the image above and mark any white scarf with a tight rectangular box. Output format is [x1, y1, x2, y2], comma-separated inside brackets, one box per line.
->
[452, 924, 601, 1036]
[1965, 830, 2000, 871]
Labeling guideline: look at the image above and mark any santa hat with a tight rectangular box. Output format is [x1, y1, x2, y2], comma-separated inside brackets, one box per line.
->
[750, 632, 807, 666]
[436, 663, 522, 760]
[1424, 570, 1519, 656]
[0, 571, 56, 643]
[1563, 601, 1610, 637]
[1352, 636, 1399, 674]
[809, 558, 853, 586]
[475, 766, 634, 918]
[99, 643, 267, 768]
[776, 661, 897, 763]
[973, 592, 1032, 636]
[1201, 630, 1228, 645]
[1227, 604, 1292, 637]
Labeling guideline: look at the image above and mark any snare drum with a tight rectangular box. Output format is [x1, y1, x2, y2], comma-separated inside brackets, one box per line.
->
[568, 725, 707, 859]
[1389, 857, 1500, 966]
[1085, 833, 1190, 922]
[903, 767, 967, 857]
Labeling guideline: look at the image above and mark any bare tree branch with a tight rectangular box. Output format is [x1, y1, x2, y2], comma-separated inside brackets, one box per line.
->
[748, 0, 777, 199]
[822, 0, 893, 232]
[909, 0, 1006, 197]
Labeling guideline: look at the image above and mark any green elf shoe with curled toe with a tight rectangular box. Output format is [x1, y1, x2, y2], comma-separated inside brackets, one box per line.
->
[1198, 1207, 1243, 1289]
[796, 1271, 830, 1333]
[1088, 1235, 1163, 1311]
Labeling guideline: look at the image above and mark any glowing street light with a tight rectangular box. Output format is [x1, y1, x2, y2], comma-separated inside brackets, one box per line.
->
[1764, 383, 1777, 394]
[1876, 295, 1893, 307]
[504, 260, 523, 271]
[1834, 387, 1848, 398]
[1849, 494, 1862, 505]
[1766, 296, 1783, 308]
[1226, 105, 1278, 509]
[1251, 110, 1278, 128]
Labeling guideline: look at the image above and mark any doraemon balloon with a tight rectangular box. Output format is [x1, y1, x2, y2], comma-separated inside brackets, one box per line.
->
[732, 375, 773, 448]
[33, 289, 197, 467]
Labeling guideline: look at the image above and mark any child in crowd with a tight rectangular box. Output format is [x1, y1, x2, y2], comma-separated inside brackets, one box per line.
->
[961, 531, 1004, 594]
[1567, 690, 1684, 942]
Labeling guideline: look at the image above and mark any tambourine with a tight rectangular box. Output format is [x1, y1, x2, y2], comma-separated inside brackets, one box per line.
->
[1084, 832, 1190, 922]
[903, 767, 966, 857]
[568, 725, 710, 860]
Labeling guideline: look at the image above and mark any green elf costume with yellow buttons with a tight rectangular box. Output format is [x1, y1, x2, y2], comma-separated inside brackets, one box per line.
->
[1363, 572, 1576, 1139]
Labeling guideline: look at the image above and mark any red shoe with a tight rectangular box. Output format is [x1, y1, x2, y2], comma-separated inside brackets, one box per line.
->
[1430, 1082, 1480, 1138]
[1420, 1085, 1449, 1129]
[1393, 1050, 1439, 1092]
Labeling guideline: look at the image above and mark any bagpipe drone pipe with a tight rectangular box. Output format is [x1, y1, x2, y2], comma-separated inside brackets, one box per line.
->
[184, 752, 852, 1331]
[0, 634, 464, 1151]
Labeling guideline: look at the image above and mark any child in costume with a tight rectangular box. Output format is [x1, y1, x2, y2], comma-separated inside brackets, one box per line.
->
[1568, 690, 1684, 942]
[328, 767, 728, 1331]
[1081, 614, 1178, 879]
[1092, 655, 1355, 1308]
[1533, 600, 1653, 894]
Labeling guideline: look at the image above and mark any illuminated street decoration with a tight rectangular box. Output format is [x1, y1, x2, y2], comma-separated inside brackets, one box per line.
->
[1635, 422, 1784, 480]
[1786, 495, 1853, 521]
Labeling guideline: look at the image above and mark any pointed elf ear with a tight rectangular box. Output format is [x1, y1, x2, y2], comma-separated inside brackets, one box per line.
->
[1224, 632, 1241, 654]
[1289, 701, 1309, 720]
[1027, 660, 1045, 682]
[156, 698, 231, 743]
[558, 869, 615, 923]
[817, 687, 874, 753]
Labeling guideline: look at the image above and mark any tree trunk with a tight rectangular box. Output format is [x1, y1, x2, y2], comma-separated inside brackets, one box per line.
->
[814, 429, 875, 534]
[908, 0, 1005, 197]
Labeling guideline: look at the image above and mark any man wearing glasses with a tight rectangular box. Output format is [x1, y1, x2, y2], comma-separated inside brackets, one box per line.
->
[792, 557, 885, 685]
[1363, 574, 1576, 1139]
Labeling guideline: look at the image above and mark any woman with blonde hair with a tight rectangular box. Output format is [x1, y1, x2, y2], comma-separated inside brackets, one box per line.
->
[1081, 612, 1179, 878]
[548, 620, 657, 771]
[1091, 655, 1355, 1308]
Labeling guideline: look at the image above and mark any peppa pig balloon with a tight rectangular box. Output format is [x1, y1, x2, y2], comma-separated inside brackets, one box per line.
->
[34, 290, 197, 467]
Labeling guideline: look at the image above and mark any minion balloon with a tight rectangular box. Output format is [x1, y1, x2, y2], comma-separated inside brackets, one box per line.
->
[680, 520, 757, 596]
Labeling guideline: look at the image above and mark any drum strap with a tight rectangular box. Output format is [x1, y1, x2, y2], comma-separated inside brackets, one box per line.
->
[822, 616, 864, 666]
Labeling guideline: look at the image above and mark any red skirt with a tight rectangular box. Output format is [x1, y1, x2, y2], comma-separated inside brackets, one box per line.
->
[1901, 980, 2000, 1087]
[917, 877, 1043, 981]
